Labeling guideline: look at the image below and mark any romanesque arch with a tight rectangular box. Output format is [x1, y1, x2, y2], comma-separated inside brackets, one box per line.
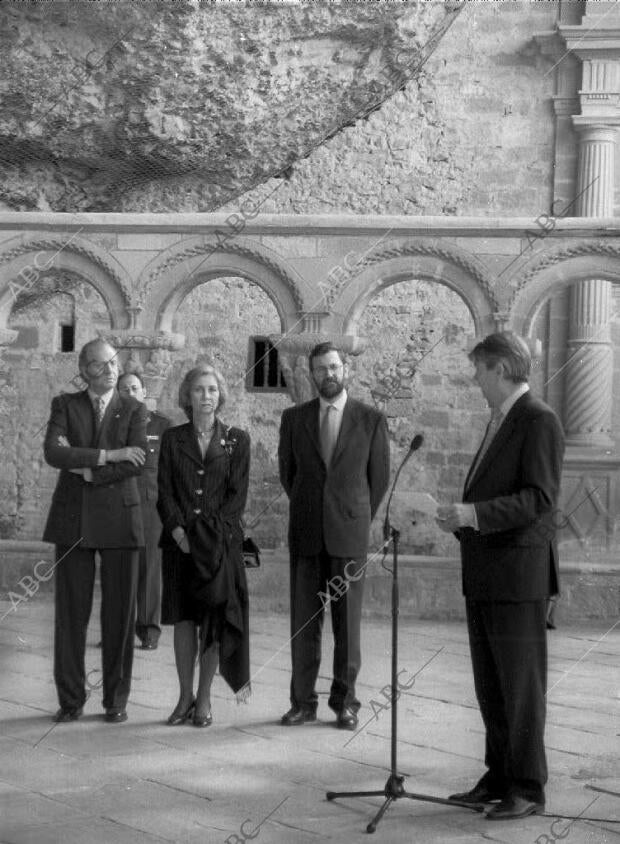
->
[509, 241, 620, 334]
[0, 234, 133, 330]
[335, 239, 498, 336]
[137, 236, 305, 334]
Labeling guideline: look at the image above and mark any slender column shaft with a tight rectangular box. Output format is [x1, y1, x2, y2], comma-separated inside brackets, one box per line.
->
[563, 125, 615, 447]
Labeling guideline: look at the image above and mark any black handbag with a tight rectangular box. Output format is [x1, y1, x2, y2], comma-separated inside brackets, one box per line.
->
[242, 536, 260, 568]
[222, 425, 260, 569]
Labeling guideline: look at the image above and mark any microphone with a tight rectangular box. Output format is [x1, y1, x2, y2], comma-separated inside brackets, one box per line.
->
[383, 434, 425, 541]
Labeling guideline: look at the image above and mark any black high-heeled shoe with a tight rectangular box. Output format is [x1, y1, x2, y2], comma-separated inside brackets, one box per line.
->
[192, 709, 212, 728]
[166, 697, 196, 726]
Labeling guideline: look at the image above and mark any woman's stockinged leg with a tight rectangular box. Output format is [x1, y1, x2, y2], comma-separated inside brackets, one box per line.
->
[173, 620, 198, 709]
[195, 641, 218, 719]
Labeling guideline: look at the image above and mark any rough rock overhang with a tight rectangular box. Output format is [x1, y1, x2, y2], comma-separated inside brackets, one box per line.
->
[0, 2, 462, 212]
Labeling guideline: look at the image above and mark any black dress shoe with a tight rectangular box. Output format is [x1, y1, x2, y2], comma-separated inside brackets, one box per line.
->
[486, 795, 544, 820]
[336, 707, 358, 730]
[140, 639, 158, 650]
[53, 706, 83, 723]
[167, 698, 196, 726]
[448, 784, 506, 805]
[192, 710, 213, 728]
[280, 707, 317, 726]
[104, 709, 128, 723]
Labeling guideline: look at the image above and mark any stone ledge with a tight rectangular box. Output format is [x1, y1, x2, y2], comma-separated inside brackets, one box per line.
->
[2, 212, 620, 239]
[1, 542, 618, 624]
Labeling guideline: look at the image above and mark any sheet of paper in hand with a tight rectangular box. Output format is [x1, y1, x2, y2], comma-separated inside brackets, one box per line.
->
[409, 492, 440, 518]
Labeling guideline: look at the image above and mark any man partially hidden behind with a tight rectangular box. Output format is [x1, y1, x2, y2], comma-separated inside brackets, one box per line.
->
[437, 332, 565, 821]
[118, 372, 171, 650]
[43, 339, 147, 724]
[278, 342, 390, 729]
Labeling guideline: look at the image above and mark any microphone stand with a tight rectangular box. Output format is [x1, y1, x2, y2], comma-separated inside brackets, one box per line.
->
[326, 437, 483, 834]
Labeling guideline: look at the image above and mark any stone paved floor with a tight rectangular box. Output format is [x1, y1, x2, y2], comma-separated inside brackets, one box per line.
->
[0, 593, 619, 843]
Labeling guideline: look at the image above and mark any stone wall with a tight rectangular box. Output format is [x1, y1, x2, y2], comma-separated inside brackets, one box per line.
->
[3, 212, 620, 622]
[0, 2, 460, 213]
[3, 213, 620, 561]
[0, 3, 561, 217]
[163, 277, 290, 549]
[5, 276, 112, 540]
[354, 278, 478, 554]
[2, 268, 479, 555]
[227, 2, 559, 219]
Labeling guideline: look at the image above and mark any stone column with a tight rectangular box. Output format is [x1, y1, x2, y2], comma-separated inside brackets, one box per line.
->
[564, 278, 613, 446]
[563, 123, 615, 447]
[574, 125, 615, 217]
[550, 8, 620, 557]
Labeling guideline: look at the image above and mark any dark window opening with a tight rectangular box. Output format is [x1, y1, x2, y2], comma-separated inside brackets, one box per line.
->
[247, 337, 287, 393]
[60, 324, 75, 353]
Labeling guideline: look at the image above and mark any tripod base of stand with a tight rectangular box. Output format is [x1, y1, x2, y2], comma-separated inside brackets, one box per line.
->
[326, 774, 484, 834]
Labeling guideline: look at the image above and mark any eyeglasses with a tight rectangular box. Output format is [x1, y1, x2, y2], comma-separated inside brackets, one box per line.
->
[85, 357, 118, 376]
[313, 364, 343, 376]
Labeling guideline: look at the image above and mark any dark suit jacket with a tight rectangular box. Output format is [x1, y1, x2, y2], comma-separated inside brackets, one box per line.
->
[43, 389, 148, 549]
[157, 419, 250, 552]
[279, 396, 390, 559]
[460, 391, 565, 602]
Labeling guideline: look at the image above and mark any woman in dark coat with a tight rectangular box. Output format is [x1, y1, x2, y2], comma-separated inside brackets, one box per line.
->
[157, 364, 251, 726]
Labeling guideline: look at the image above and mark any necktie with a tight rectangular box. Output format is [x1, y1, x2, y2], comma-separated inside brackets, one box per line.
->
[93, 396, 105, 429]
[320, 404, 338, 467]
[470, 408, 502, 479]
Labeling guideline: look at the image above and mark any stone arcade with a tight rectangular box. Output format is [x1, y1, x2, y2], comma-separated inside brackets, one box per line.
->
[1, 211, 619, 623]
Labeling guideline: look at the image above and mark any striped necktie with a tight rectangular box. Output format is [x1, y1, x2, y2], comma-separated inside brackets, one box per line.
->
[92, 396, 105, 429]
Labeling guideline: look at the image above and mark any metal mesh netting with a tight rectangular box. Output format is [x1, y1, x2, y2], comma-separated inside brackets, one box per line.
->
[0, 1, 463, 213]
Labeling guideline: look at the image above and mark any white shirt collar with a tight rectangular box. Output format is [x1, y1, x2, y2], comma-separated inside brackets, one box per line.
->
[88, 388, 114, 412]
[319, 388, 347, 414]
[498, 382, 529, 418]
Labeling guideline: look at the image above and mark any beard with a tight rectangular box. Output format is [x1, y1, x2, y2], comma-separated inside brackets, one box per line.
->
[317, 376, 345, 400]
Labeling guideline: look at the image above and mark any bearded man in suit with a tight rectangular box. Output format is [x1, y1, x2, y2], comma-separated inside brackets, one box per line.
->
[437, 332, 565, 821]
[117, 371, 171, 651]
[43, 339, 147, 724]
[278, 342, 390, 730]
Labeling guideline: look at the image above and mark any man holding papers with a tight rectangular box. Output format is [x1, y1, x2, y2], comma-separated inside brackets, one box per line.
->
[436, 332, 564, 821]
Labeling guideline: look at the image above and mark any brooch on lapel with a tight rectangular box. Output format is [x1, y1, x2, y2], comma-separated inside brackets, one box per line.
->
[221, 428, 237, 456]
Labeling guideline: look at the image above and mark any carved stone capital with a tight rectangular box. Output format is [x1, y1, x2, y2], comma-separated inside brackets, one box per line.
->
[301, 313, 330, 334]
[97, 330, 185, 402]
[492, 311, 511, 331]
[269, 333, 366, 404]
[553, 96, 580, 117]
[0, 328, 18, 346]
[271, 333, 366, 358]
[97, 330, 185, 352]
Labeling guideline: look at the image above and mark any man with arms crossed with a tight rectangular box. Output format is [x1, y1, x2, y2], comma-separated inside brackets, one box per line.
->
[43, 339, 147, 724]
[437, 332, 565, 820]
[278, 342, 390, 729]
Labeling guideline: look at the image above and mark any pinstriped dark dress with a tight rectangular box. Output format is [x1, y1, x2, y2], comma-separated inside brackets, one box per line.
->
[157, 418, 250, 626]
